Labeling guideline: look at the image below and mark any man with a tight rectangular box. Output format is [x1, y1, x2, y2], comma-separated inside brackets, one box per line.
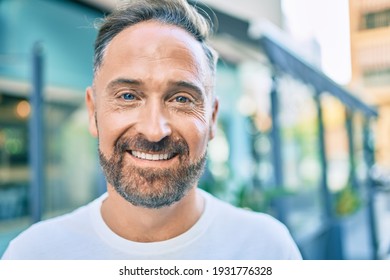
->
[2, 0, 301, 259]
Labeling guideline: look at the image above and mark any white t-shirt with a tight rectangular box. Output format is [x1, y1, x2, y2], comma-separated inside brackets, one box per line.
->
[1, 189, 302, 259]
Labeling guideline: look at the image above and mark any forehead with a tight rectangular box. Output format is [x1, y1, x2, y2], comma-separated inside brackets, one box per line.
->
[108, 20, 204, 55]
[96, 21, 208, 84]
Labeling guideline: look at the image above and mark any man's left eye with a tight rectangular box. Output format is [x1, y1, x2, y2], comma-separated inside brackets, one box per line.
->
[122, 93, 135, 100]
[175, 96, 190, 103]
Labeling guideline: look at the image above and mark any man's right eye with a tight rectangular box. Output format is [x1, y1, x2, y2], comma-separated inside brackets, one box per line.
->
[121, 93, 135, 100]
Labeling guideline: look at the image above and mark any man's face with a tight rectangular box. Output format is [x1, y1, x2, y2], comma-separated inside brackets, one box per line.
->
[86, 21, 218, 208]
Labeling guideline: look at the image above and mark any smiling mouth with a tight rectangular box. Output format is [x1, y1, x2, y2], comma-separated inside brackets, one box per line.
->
[130, 150, 175, 161]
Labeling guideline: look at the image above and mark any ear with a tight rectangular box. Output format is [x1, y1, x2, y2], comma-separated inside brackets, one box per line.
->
[85, 86, 98, 138]
[209, 97, 219, 140]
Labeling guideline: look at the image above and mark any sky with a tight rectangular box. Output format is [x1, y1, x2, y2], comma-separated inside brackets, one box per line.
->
[282, 0, 351, 85]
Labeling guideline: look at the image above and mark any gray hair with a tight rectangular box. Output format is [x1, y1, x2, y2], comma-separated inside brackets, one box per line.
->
[93, 0, 218, 80]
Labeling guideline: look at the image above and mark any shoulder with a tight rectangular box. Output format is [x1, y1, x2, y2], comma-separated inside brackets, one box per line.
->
[19, 204, 90, 238]
[2, 194, 105, 259]
[200, 190, 302, 259]
[216, 198, 290, 236]
[203, 190, 286, 229]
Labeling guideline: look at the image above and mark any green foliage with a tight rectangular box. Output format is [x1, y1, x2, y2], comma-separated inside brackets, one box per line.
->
[200, 178, 296, 214]
[334, 187, 362, 217]
[237, 185, 296, 213]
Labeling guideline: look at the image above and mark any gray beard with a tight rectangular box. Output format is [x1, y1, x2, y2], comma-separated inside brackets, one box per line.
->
[98, 135, 206, 209]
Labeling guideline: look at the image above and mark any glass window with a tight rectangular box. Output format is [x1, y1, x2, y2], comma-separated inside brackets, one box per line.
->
[0, 93, 31, 255]
[43, 100, 100, 218]
[277, 76, 323, 239]
[0, 90, 100, 256]
[362, 9, 390, 29]
[363, 68, 390, 87]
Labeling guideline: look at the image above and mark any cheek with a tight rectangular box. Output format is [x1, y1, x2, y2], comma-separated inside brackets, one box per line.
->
[180, 117, 210, 157]
[96, 110, 135, 154]
[175, 105, 214, 157]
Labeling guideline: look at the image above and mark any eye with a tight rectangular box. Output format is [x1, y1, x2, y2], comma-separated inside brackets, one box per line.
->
[121, 93, 135, 101]
[175, 96, 190, 103]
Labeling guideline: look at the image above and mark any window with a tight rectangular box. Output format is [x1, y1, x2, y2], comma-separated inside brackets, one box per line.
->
[363, 68, 390, 87]
[0, 94, 30, 221]
[0, 90, 100, 256]
[362, 9, 390, 29]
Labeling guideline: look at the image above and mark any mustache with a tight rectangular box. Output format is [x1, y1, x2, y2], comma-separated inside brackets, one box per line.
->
[114, 135, 189, 155]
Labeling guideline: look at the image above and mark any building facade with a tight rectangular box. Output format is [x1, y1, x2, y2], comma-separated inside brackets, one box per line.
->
[349, 0, 390, 170]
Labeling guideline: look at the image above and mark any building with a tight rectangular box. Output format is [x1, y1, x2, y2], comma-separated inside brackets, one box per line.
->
[349, 0, 390, 170]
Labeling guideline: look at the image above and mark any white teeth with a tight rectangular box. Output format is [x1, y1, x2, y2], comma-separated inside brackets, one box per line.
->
[131, 151, 171, 161]
[146, 154, 153, 160]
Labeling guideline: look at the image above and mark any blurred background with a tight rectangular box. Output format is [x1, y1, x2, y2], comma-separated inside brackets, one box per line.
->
[0, 0, 389, 259]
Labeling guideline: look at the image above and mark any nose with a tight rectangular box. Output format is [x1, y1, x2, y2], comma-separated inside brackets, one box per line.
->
[135, 100, 172, 142]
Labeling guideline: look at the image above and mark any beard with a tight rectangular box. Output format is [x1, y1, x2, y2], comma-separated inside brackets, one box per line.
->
[98, 135, 206, 209]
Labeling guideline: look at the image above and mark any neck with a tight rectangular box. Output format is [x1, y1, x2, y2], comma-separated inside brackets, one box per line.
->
[101, 185, 204, 242]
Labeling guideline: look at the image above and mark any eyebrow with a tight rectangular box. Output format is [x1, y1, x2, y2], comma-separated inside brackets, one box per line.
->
[169, 80, 205, 99]
[106, 78, 142, 92]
